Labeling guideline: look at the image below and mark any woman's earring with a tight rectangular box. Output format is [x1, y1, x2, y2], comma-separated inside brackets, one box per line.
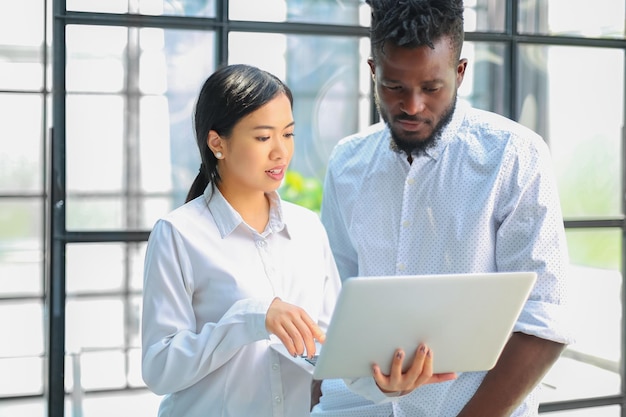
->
[215, 151, 223, 159]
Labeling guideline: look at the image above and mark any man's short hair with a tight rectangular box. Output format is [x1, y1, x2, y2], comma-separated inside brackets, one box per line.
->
[366, 0, 465, 63]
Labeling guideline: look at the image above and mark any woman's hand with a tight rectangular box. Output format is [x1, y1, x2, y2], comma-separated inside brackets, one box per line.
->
[372, 343, 457, 395]
[265, 297, 325, 358]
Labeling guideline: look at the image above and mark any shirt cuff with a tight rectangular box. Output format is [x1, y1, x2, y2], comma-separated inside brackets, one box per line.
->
[514, 299, 576, 345]
[343, 377, 404, 404]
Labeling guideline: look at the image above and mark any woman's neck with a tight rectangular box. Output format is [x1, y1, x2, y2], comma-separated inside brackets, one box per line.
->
[218, 184, 270, 233]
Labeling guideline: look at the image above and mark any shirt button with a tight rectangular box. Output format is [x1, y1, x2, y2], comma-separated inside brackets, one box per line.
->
[406, 178, 415, 185]
[272, 363, 279, 371]
[397, 263, 406, 271]
[274, 396, 282, 403]
[402, 220, 410, 228]
[256, 240, 266, 247]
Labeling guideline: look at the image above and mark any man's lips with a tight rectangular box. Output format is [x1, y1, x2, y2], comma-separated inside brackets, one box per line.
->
[395, 117, 429, 132]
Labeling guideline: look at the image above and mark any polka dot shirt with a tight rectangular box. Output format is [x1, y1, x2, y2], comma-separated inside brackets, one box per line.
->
[315, 100, 574, 417]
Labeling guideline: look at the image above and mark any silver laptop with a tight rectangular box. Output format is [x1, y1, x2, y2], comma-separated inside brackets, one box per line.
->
[271, 271, 536, 379]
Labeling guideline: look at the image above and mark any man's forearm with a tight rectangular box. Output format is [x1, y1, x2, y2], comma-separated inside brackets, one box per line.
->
[457, 332, 566, 417]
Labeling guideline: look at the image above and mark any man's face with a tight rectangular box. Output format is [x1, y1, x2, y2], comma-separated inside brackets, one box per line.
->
[368, 37, 467, 154]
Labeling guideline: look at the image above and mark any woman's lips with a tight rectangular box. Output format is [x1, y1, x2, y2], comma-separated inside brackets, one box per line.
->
[265, 167, 285, 181]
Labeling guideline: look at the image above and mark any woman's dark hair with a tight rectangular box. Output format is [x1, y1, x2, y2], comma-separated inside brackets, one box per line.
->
[185, 64, 294, 203]
[366, 0, 465, 63]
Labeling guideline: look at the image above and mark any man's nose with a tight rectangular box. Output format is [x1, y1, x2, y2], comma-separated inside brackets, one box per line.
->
[400, 91, 426, 115]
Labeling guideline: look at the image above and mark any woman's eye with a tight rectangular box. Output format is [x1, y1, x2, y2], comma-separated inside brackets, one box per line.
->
[284, 132, 295, 139]
[256, 136, 270, 142]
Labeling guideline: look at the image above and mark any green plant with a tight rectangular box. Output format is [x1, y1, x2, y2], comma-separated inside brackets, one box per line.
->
[279, 171, 323, 213]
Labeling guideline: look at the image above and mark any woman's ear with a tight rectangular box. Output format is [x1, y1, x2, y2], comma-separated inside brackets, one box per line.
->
[207, 130, 224, 157]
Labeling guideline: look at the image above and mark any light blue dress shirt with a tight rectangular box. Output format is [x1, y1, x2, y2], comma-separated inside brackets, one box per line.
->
[315, 100, 574, 417]
[142, 186, 341, 417]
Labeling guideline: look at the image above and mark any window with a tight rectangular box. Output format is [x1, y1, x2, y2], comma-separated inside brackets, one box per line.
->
[0, 1, 624, 416]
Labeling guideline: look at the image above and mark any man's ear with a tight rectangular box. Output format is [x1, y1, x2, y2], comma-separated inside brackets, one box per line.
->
[367, 58, 376, 80]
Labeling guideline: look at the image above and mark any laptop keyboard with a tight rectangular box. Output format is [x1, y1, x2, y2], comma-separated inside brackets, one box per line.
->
[302, 355, 319, 366]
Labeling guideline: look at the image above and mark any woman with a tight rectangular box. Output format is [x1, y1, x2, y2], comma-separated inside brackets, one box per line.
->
[141, 64, 340, 417]
[141, 64, 440, 417]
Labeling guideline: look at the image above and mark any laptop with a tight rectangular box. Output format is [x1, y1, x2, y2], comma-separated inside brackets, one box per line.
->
[271, 271, 536, 379]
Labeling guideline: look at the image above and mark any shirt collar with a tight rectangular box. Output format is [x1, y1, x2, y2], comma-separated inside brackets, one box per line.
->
[203, 185, 289, 239]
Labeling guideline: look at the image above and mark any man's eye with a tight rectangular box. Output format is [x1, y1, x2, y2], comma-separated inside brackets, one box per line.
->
[384, 85, 402, 91]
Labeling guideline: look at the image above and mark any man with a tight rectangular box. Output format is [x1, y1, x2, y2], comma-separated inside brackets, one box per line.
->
[313, 0, 573, 416]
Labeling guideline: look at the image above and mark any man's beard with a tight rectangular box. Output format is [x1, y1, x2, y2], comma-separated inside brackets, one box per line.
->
[379, 94, 457, 156]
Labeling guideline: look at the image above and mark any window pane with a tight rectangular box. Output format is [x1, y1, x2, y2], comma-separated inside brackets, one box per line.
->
[0, 200, 43, 297]
[0, 357, 43, 397]
[66, 242, 145, 294]
[543, 405, 621, 416]
[230, 0, 368, 25]
[459, 42, 508, 116]
[66, 25, 127, 93]
[540, 229, 621, 403]
[0, 301, 43, 357]
[0, 397, 45, 417]
[67, 0, 216, 17]
[518, 0, 624, 38]
[0, 94, 43, 194]
[66, 298, 125, 351]
[0, 0, 44, 90]
[65, 350, 127, 391]
[0, 301, 44, 396]
[517, 45, 623, 219]
[229, 32, 370, 182]
[464, 0, 505, 32]
[66, 28, 215, 230]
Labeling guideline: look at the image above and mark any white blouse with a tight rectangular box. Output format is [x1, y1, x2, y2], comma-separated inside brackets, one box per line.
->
[142, 186, 341, 417]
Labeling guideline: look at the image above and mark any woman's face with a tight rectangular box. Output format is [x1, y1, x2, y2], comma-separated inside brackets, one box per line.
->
[212, 93, 295, 197]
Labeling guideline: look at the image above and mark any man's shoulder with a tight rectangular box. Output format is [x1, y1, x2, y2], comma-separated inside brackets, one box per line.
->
[465, 106, 543, 144]
[330, 122, 388, 161]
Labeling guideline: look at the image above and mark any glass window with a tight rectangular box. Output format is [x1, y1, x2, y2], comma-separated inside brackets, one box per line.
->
[460, 42, 508, 116]
[543, 405, 621, 416]
[67, 0, 216, 17]
[0, 0, 45, 91]
[0, 200, 43, 297]
[230, 0, 368, 25]
[65, 26, 216, 230]
[0, 94, 43, 194]
[518, 0, 624, 38]
[464, 0, 505, 33]
[0, 301, 44, 396]
[516, 45, 623, 219]
[229, 32, 370, 182]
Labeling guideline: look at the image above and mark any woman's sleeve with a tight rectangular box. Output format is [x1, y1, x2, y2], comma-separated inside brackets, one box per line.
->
[140, 219, 274, 395]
